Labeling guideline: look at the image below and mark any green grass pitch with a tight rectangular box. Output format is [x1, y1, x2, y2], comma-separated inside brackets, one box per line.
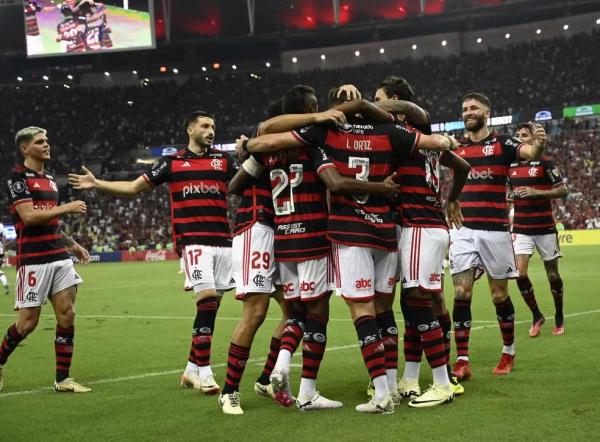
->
[0, 245, 599, 440]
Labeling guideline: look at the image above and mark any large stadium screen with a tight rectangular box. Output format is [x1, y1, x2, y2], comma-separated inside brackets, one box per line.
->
[24, 0, 155, 58]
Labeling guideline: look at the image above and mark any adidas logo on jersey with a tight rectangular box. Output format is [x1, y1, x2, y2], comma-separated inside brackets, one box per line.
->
[33, 182, 41, 188]
[181, 161, 191, 168]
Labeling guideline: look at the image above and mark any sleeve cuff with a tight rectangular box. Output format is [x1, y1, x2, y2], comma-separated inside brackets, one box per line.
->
[317, 163, 336, 175]
[291, 130, 310, 145]
[141, 174, 156, 187]
[242, 156, 266, 178]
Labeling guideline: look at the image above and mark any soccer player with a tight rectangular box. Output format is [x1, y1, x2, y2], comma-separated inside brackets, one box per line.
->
[509, 123, 569, 336]
[69, 111, 237, 395]
[0, 222, 10, 295]
[375, 78, 470, 407]
[56, 5, 87, 53]
[1, 126, 91, 393]
[24, 1, 48, 55]
[450, 93, 546, 380]
[241, 91, 457, 414]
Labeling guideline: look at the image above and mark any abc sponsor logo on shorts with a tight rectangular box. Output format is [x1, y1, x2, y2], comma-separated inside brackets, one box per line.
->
[355, 278, 372, 290]
[282, 283, 295, 293]
[429, 272, 442, 283]
[300, 281, 316, 292]
[182, 182, 219, 197]
[468, 168, 494, 180]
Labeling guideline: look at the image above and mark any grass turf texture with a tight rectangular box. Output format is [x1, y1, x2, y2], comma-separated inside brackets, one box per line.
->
[0, 245, 599, 440]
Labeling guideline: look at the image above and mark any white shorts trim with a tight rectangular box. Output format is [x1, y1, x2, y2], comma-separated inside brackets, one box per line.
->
[232, 223, 278, 298]
[449, 227, 519, 280]
[512, 233, 562, 261]
[332, 243, 397, 300]
[182, 245, 233, 294]
[15, 259, 82, 309]
[399, 227, 448, 293]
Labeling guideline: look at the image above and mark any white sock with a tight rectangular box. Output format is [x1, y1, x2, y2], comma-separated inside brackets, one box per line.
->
[386, 368, 397, 391]
[273, 349, 292, 373]
[0, 272, 7, 288]
[402, 362, 421, 380]
[432, 366, 450, 386]
[198, 365, 212, 378]
[298, 377, 316, 399]
[457, 356, 469, 362]
[185, 361, 198, 375]
[502, 345, 515, 356]
[373, 375, 390, 402]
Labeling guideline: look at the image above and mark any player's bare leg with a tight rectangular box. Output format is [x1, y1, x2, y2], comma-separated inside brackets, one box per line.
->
[0, 306, 40, 391]
[0, 267, 8, 295]
[220, 293, 270, 414]
[544, 258, 564, 335]
[348, 299, 393, 414]
[50, 286, 90, 392]
[374, 294, 399, 403]
[182, 289, 220, 394]
[516, 254, 545, 336]
[451, 268, 475, 380]
[488, 277, 516, 375]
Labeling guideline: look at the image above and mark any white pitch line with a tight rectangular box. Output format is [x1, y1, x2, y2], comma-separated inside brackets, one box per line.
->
[1, 309, 599, 398]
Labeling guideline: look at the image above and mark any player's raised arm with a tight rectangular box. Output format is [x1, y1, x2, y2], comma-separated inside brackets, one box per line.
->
[375, 99, 429, 127]
[416, 133, 458, 152]
[258, 109, 347, 135]
[517, 123, 546, 160]
[440, 151, 471, 229]
[69, 166, 151, 196]
[332, 99, 394, 124]
[243, 132, 305, 154]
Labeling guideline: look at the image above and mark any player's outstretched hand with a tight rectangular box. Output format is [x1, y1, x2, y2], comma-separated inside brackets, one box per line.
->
[447, 200, 463, 229]
[515, 186, 539, 199]
[532, 122, 546, 146]
[381, 172, 401, 198]
[235, 135, 249, 161]
[71, 243, 91, 264]
[336, 84, 361, 101]
[63, 200, 87, 215]
[315, 109, 347, 127]
[68, 166, 97, 190]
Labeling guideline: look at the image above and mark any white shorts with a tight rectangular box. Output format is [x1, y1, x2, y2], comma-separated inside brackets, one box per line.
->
[512, 233, 562, 261]
[232, 223, 279, 299]
[399, 227, 449, 293]
[450, 227, 519, 280]
[332, 243, 397, 300]
[182, 245, 234, 295]
[15, 259, 82, 309]
[278, 255, 335, 302]
[26, 35, 44, 56]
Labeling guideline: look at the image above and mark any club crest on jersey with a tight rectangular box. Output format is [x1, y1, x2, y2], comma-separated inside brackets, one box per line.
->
[528, 167, 539, 177]
[482, 145, 495, 156]
[210, 158, 223, 171]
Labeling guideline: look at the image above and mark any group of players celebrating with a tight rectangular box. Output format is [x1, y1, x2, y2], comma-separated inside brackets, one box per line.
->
[1, 74, 568, 416]
[25, 0, 112, 55]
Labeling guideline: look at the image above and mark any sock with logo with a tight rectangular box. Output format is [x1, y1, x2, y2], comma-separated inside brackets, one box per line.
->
[355, 315, 388, 401]
[0, 324, 24, 365]
[222, 343, 250, 394]
[376, 310, 398, 390]
[299, 313, 328, 398]
[191, 297, 218, 377]
[437, 311, 452, 366]
[550, 278, 564, 327]
[453, 299, 472, 360]
[517, 277, 543, 322]
[494, 297, 515, 354]
[256, 337, 280, 385]
[55, 326, 74, 383]
[274, 305, 306, 373]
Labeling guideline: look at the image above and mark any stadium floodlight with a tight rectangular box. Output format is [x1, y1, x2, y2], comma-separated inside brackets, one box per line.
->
[232, 65, 237, 70]
[104, 71, 110, 77]
[536, 29, 541, 34]
[67, 74, 73, 80]
[173, 68, 179, 74]
[292, 57, 298, 63]
[201, 66, 207, 72]
[354, 50, 360, 56]
[505, 33, 511, 39]
[320, 54, 326, 60]
[476, 37, 482, 43]
[265, 62, 271, 67]
[42, 75, 49, 81]
[596, 18, 600, 24]
[411, 44, 417, 50]
[132, 70, 138, 75]
[17, 76, 23, 82]
[563, 24, 569, 30]
[63, 84, 70, 89]
[441, 40, 447, 46]
[45, 85, 49, 89]
[379, 48, 385, 54]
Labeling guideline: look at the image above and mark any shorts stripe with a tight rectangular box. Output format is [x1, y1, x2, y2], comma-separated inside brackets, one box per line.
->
[416, 228, 422, 282]
[183, 249, 192, 282]
[243, 230, 250, 286]
[410, 228, 417, 280]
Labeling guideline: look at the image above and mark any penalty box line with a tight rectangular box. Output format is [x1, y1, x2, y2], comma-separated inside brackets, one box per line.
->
[1, 309, 599, 398]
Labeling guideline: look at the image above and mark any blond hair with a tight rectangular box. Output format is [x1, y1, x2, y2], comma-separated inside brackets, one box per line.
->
[15, 126, 47, 149]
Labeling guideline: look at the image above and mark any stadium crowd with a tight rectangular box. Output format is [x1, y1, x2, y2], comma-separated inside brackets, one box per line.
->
[2, 31, 600, 250]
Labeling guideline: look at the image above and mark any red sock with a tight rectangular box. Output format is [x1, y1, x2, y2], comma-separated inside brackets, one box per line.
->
[453, 299, 472, 358]
[301, 314, 328, 380]
[354, 316, 386, 380]
[222, 343, 250, 394]
[55, 326, 74, 382]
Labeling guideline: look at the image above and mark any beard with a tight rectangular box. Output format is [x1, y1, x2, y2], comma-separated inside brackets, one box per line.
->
[464, 115, 486, 132]
[194, 135, 213, 148]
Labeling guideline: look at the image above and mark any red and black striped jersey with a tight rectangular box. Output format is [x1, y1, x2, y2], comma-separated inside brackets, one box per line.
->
[57, 19, 86, 53]
[6, 166, 70, 268]
[456, 134, 522, 231]
[508, 157, 565, 235]
[142, 148, 238, 249]
[233, 124, 275, 235]
[396, 123, 447, 229]
[24, 2, 42, 36]
[293, 121, 418, 251]
[254, 146, 334, 261]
